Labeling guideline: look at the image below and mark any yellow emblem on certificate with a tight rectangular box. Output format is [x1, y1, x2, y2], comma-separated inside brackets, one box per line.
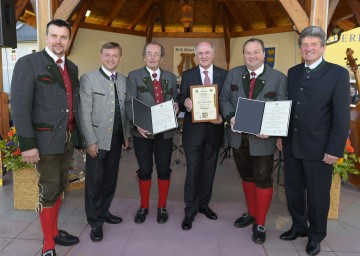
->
[190, 84, 219, 123]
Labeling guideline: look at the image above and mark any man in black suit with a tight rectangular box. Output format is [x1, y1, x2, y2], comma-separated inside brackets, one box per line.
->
[277, 26, 350, 256]
[179, 41, 228, 230]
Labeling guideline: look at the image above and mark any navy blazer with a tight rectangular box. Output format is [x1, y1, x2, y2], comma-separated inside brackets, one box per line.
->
[283, 61, 350, 160]
[179, 65, 228, 147]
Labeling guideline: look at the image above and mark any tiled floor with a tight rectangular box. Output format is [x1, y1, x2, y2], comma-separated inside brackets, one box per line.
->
[0, 142, 360, 256]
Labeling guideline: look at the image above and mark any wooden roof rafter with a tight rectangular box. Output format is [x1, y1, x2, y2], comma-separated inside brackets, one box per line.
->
[157, 0, 166, 32]
[128, 0, 155, 30]
[53, 0, 82, 21]
[222, 3, 230, 70]
[278, 0, 309, 33]
[223, 0, 250, 31]
[105, 0, 126, 26]
[15, 0, 31, 20]
[346, 0, 360, 25]
[146, 3, 159, 42]
[210, 1, 220, 32]
[254, 2, 273, 28]
[66, 0, 90, 56]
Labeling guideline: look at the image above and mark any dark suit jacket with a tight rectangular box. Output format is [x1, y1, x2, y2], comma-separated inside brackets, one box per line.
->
[11, 50, 83, 155]
[179, 65, 228, 147]
[283, 61, 350, 160]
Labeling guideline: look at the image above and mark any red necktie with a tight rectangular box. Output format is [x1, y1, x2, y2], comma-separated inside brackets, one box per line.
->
[56, 58, 63, 71]
[56, 58, 74, 131]
[152, 73, 164, 104]
[248, 71, 256, 99]
[203, 70, 211, 85]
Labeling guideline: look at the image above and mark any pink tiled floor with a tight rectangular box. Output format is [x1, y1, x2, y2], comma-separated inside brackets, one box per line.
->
[0, 146, 359, 256]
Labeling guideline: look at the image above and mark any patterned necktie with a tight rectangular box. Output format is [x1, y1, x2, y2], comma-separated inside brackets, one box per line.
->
[56, 58, 63, 71]
[111, 74, 116, 83]
[203, 70, 211, 85]
[248, 71, 256, 99]
[152, 73, 164, 104]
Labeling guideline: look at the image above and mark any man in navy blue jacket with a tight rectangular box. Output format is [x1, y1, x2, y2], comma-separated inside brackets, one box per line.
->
[277, 26, 350, 256]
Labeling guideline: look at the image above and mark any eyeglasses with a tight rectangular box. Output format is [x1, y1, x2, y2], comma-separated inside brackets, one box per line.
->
[145, 52, 161, 58]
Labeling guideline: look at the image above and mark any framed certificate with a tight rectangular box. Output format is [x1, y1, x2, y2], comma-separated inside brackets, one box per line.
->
[190, 84, 218, 123]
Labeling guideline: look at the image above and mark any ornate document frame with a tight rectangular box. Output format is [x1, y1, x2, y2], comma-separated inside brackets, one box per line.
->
[190, 84, 219, 123]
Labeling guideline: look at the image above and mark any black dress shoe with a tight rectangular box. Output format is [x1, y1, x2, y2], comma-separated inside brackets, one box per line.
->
[234, 212, 255, 228]
[252, 224, 266, 244]
[104, 213, 123, 224]
[280, 229, 307, 241]
[90, 226, 103, 242]
[157, 208, 169, 224]
[42, 249, 56, 256]
[306, 240, 321, 255]
[135, 208, 148, 224]
[199, 206, 218, 220]
[181, 216, 194, 230]
[54, 230, 80, 246]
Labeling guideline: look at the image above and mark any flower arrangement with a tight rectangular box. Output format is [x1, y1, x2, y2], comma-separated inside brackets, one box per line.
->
[0, 127, 32, 171]
[333, 137, 360, 180]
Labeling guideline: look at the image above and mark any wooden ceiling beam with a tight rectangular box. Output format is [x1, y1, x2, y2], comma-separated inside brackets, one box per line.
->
[80, 22, 146, 36]
[158, 0, 166, 32]
[146, 4, 158, 42]
[328, 0, 339, 26]
[278, 0, 309, 33]
[223, 1, 249, 31]
[15, 0, 31, 21]
[346, 0, 360, 25]
[309, 0, 328, 30]
[231, 25, 293, 37]
[210, 1, 219, 32]
[128, 0, 155, 30]
[105, 0, 126, 26]
[153, 31, 225, 38]
[222, 4, 230, 70]
[255, 2, 273, 28]
[66, 0, 89, 56]
[54, 0, 82, 21]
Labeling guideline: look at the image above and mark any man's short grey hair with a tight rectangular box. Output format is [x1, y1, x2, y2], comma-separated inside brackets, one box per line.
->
[194, 41, 215, 53]
[298, 26, 326, 47]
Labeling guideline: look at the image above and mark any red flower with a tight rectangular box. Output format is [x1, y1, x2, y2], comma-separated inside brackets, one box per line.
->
[12, 147, 21, 156]
[346, 145, 354, 153]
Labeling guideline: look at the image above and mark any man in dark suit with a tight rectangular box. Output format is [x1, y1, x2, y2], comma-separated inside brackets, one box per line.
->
[277, 26, 349, 256]
[219, 38, 287, 244]
[11, 19, 82, 256]
[179, 41, 228, 230]
[79, 42, 130, 242]
[125, 42, 178, 225]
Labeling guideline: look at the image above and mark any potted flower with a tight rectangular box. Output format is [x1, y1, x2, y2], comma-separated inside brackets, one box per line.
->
[328, 137, 360, 219]
[0, 127, 38, 210]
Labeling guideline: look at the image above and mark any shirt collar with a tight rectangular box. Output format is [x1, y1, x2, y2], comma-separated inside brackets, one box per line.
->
[306, 57, 323, 70]
[146, 66, 160, 80]
[45, 47, 65, 65]
[199, 64, 214, 76]
[101, 66, 116, 80]
[247, 64, 264, 78]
